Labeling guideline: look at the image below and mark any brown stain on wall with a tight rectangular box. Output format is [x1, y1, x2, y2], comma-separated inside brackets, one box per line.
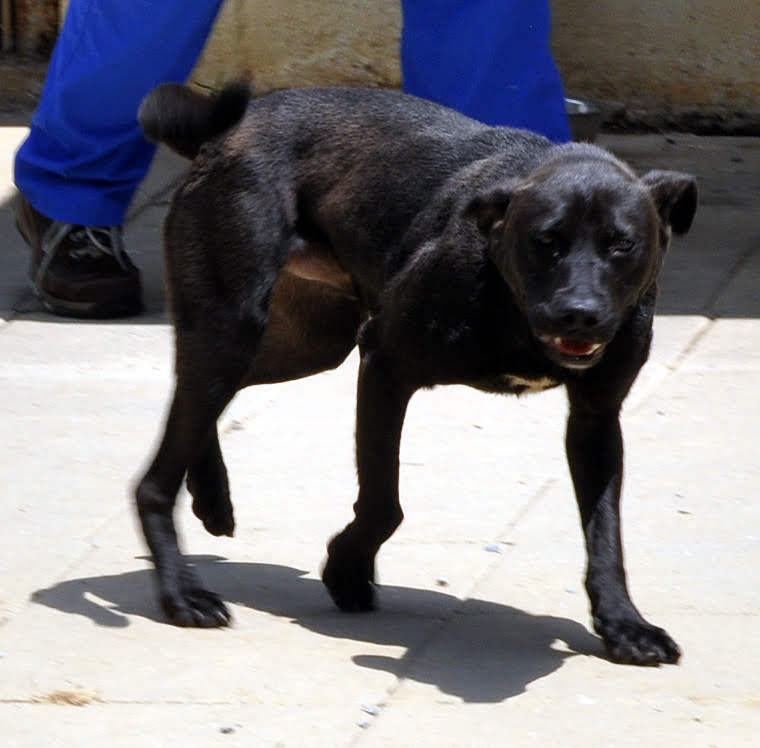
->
[14, 0, 57, 56]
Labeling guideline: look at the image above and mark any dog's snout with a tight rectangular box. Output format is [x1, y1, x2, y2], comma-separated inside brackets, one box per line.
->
[540, 294, 613, 338]
[557, 301, 602, 330]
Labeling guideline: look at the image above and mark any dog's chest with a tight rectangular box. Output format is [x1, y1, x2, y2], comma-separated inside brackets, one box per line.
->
[501, 374, 560, 395]
[471, 373, 561, 395]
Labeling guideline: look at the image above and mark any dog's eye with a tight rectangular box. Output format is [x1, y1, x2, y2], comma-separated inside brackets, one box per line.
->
[609, 239, 635, 255]
[534, 233, 566, 262]
[534, 233, 560, 252]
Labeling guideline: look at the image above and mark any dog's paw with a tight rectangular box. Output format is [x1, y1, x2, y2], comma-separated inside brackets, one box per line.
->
[191, 496, 235, 537]
[187, 474, 235, 537]
[161, 587, 232, 628]
[322, 535, 376, 612]
[322, 560, 376, 612]
[598, 617, 681, 666]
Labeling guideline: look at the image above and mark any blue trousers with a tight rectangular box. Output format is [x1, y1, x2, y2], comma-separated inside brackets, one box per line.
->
[14, 0, 224, 226]
[401, 0, 570, 141]
[14, 0, 569, 227]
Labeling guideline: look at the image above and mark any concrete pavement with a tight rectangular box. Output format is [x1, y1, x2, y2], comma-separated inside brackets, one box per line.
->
[1, 124, 759, 747]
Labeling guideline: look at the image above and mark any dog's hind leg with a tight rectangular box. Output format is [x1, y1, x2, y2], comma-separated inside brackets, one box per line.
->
[186, 427, 234, 537]
[136, 329, 258, 627]
[136, 168, 303, 625]
[184, 260, 362, 540]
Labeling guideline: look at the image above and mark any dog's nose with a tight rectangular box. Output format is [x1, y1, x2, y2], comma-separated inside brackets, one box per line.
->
[554, 300, 602, 331]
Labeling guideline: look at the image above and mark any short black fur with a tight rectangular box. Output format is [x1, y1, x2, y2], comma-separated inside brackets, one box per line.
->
[135, 83, 697, 665]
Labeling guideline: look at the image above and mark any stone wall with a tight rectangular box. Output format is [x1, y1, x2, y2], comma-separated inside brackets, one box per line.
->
[193, 0, 401, 92]
[551, 0, 760, 132]
[12, 0, 57, 56]
[54, 0, 760, 131]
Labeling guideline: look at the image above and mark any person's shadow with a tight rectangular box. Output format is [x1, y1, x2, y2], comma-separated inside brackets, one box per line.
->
[31, 555, 604, 703]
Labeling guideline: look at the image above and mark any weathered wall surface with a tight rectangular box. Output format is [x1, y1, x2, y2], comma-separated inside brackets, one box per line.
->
[55, 0, 759, 130]
[13, 0, 57, 55]
[194, 0, 401, 92]
[550, 0, 760, 130]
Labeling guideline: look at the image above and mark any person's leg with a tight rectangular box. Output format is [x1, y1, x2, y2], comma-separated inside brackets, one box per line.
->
[15, 0, 225, 226]
[13, 0, 224, 317]
[400, 0, 571, 143]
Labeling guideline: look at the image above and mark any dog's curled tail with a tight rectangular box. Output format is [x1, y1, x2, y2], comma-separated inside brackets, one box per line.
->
[138, 82, 251, 159]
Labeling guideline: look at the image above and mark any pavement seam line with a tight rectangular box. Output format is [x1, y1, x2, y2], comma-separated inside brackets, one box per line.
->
[350, 478, 555, 745]
[704, 237, 759, 317]
[453, 477, 559, 608]
[663, 316, 717, 375]
[626, 315, 712, 416]
[19, 502, 145, 624]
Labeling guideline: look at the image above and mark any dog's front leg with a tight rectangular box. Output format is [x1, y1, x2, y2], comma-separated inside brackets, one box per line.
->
[565, 399, 680, 665]
[323, 341, 413, 612]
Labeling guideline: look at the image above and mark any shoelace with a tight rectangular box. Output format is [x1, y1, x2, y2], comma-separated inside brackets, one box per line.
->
[36, 221, 129, 290]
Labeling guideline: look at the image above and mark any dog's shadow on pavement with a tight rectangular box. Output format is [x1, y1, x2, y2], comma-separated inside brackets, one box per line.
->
[31, 555, 604, 703]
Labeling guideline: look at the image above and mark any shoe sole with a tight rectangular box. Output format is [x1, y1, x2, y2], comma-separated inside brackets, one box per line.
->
[38, 289, 144, 319]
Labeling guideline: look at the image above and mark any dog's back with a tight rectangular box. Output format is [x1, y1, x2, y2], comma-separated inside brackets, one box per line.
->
[139, 82, 549, 162]
[140, 84, 553, 299]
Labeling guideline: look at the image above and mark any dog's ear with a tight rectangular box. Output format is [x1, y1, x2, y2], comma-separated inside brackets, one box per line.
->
[641, 170, 698, 235]
[465, 181, 522, 235]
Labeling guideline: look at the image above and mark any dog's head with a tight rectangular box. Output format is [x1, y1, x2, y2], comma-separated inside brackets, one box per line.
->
[467, 145, 697, 370]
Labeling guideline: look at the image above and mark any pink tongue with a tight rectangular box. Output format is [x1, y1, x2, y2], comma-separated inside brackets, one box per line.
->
[557, 339, 594, 356]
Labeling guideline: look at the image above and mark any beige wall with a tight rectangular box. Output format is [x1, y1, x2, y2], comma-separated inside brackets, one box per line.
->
[57, 0, 401, 92]
[59, 1, 758, 124]
[551, 0, 760, 124]
[14, 0, 57, 55]
[193, 0, 401, 92]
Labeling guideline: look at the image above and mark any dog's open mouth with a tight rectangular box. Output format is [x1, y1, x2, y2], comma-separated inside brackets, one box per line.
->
[539, 335, 605, 368]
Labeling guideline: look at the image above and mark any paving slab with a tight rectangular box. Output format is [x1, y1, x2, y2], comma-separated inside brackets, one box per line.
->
[359, 331, 760, 747]
[1, 702, 368, 748]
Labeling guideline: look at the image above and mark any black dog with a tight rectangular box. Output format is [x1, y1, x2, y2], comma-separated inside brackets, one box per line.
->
[136, 83, 697, 666]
